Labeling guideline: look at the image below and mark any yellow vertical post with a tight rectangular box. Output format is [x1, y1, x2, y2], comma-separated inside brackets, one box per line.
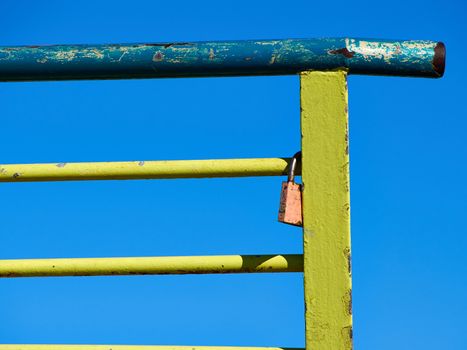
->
[300, 70, 352, 350]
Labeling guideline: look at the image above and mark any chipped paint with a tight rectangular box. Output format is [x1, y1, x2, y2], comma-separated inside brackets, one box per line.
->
[0, 38, 445, 81]
[152, 51, 164, 62]
[329, 48, 355, 58]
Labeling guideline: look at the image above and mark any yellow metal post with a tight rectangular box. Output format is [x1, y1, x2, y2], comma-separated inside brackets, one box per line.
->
[300, 71, 352, 350]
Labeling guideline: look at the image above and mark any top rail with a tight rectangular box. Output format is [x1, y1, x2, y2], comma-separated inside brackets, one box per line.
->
[0, 38, 445, 82]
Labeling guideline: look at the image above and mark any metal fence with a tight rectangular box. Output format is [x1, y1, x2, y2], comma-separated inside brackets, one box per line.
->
[0, 37, 445, 350]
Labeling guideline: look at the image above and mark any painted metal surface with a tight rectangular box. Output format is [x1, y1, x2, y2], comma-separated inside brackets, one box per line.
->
[0, 38, 444, 81]
[300, 71, 352, 350]
[0, 254, 303, 278]
[0, 157, 298, 182]
[0, 347, 302, 350]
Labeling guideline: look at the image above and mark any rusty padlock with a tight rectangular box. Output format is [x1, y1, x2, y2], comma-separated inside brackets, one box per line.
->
[278, 151, 303, 226]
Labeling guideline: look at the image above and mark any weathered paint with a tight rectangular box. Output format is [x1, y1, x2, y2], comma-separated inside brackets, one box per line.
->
[0, 157, 299, 182]
[300, 71, 352, 350]
[0, 347, 302, 350]
[0, 254, 303, 278]
[278, 152, 303, 226]
[0, 38, 445, 81]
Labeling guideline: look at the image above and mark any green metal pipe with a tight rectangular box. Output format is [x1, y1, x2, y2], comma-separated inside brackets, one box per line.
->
[0, 254, 303, 278]
[0, 38, 445, 81]
[0, 158, 298, 182]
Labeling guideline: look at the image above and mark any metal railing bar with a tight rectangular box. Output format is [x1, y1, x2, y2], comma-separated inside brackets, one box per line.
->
[0, 158, 299, 182]
[0, 38, 445, 81]
[0, 346, 304, 350]
[0, 254, 303, 278]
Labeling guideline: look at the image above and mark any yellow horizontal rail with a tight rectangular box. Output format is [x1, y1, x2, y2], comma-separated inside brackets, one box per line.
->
[0, 158, 298, 182]
[0, 346, 302, 350]
[0, 254, 303, 277]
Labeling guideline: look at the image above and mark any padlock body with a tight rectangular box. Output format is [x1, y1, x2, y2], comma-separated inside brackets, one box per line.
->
[278, 180, 303, 226]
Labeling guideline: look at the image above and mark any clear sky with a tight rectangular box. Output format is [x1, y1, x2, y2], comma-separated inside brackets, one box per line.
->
[0, 1, 466, 349]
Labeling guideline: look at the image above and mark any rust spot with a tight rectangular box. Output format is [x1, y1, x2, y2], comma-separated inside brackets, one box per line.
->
[209, 48, 215, 60]
[153, 51, 164, 62]
[341, 326, 353, 350]
[329, 48, 355, 58]
[345, 127, 349, 155]
[344, 247, 351, 274]
[433, 42, 446, 77]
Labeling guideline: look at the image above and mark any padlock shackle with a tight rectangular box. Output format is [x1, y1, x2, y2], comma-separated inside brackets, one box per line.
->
[288, 151, 301, 182]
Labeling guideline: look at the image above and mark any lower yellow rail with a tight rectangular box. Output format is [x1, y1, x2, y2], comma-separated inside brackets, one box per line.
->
[0, 158, 296, 182]
[0, 254, 303, 277]
[0, 346, 302, 350]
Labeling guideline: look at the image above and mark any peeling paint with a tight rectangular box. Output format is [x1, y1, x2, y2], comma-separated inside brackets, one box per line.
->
[152, 51, 164, 62]
[0, 38, 445, 81]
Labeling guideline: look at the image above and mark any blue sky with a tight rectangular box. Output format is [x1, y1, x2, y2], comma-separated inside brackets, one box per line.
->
[0, 1, 466, 349]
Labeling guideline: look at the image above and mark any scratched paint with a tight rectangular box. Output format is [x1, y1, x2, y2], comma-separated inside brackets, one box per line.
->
[0, 38, 445, 81]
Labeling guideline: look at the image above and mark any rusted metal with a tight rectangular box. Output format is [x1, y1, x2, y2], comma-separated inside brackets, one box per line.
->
[0, 38, 445, 81]
[278, 152, 303, 226]
[433, 42, 446, 76]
